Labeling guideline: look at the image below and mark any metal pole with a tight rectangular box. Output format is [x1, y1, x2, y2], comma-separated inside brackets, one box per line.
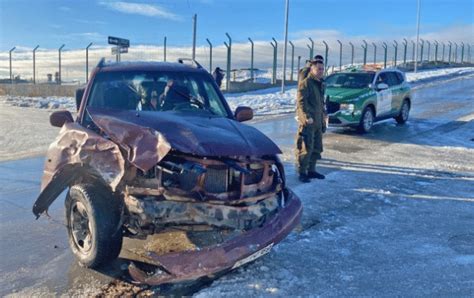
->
[192, 14, 197, 60]
[403, 39, 408, 65]
[414, 0, 421, 72]
[454, 42, 458, 63]
[362, 40, 367, 65]
[225, 33, 232, 91]
[382, 42, 388, 69]
[420, 38, 424, 65]
[297, 56, 301, 76]
[323, 41, 328, 68]
[271, 37, 278, 85]
[426, 40, 431, 62]
[411, 40, 416, 63]
[86, 42, 92, 83]
[448, 41, 452, 64]
[289, 41, 295, 81]
[308, 37, 314, 59]
[9, 47, 15, 83]
[442, 42, 445, 62]
[248, 38, 254, 82]
[349, 42, 354, 65]
[434, 40, 438, 63]
[461, 42, 464, 64]
[306, 44, 312, 60]
[337, 40, 342, 70]
[164, 36, 167, 61]
[33, 45, 39, 84]
[372, 42, 377, 64]
[58, 44, 65, 84]
[206, 38, 212, 72]
[393, 40, 398, 66]
[281, 0, 289, 93]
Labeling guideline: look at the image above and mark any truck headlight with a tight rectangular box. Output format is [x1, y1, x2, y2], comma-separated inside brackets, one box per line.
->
[340, 103, 355, 113]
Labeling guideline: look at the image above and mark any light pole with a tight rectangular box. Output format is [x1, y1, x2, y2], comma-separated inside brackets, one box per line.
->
[9, 47, 16, 83]
[86, 42, 92, 83]
[414, 0, 421, 72]
[281, 0, 289, 93]
[33, 45, 39, 84]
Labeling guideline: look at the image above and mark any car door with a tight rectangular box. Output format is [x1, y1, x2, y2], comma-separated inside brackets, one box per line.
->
[386, 72, 403, 114]
[374, 72, 392, 117]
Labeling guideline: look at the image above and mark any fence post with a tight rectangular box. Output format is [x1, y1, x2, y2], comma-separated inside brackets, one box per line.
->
[308, 37, 314, 59]
[271, 38, 278, 85]
[419, 38, 424, 64]
[297, 55, 301, 75]
[402, 38, 407, 65]
[382, 42, 388, 68]
[192, 14, 197, 60]
[337, 40, 342, 70]
[289, 41, 295, 81]
[86, 42, 92, 83]
[448, 41, 452, 64]
[349, 42, 354, 65]
[393, 40, 398, 66]
[362, 40, 368, 65]
[460, 42, 464, 64]
[58, 44, 65, 84]
[33, 45, 39, 84]
[372, 42, 377, 64]
[434, 41, 438, 63]
[163, 36, 167, 61]
[454, 42, 458, 63]
[224, 33, 232, 91]
[442, 42, 445, 62]
[206, 38, 212, 72]
[247, 38, 254, 82]
[9, 47, 15, 83]
[427, 40, 431, 62]
[323, 41, 328, 68]
[411, 40, 416, 63]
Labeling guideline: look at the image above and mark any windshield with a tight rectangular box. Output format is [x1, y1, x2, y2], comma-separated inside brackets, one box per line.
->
[87, 70, 230, 117]
[325, 73, 375, 89]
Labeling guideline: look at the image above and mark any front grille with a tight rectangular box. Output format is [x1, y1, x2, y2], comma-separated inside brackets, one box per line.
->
[326, 101, 340, 114]
[204, 167, 229, 193]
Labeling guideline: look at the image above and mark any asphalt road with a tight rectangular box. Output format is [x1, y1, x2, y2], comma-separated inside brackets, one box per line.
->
[0, 75, 473, 296]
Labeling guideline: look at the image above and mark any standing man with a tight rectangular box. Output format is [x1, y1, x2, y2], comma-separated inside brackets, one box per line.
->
[212, 67, 224, 88]
[295, 55, 326, 183]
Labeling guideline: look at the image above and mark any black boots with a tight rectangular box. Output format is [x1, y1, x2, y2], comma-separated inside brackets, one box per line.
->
[298, 174, 311, 183]
[307, 171, 325, 180]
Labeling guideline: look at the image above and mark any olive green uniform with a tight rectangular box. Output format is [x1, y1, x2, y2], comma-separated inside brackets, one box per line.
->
[295, 70, 326, 175]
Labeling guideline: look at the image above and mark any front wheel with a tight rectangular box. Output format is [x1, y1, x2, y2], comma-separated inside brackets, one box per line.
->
[395, 100, 410, 124]
[65, 184, 123, 268]
[357, 106, 374, 133]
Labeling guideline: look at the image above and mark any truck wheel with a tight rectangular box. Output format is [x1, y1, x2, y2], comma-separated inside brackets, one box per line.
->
[65, 184, 122, 268]
[358, 106, 374, 133]
[395, 100, 410, 124]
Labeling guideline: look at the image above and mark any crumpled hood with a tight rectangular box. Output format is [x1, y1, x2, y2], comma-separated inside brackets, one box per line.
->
[88, 108, 281, 169]
[325, 87, 370, 102]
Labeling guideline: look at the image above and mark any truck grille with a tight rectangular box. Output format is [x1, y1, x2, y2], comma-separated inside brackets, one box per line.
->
[204, 167, 229, 193]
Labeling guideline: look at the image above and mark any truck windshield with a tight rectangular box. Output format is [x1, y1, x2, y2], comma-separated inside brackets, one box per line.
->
[325, 73, 375, 89]
[87, 71, 230, 117]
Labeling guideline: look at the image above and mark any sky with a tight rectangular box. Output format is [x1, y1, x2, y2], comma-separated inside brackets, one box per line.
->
[0, 0, 473, 51]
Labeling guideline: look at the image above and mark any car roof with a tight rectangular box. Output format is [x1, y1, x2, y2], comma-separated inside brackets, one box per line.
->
[97, 60, 208, 74]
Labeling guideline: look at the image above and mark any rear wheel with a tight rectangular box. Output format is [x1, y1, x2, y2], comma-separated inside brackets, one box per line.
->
[65, 184, 122, 268]
[395, 99, 410, 124]
[358, 106, 374, 133]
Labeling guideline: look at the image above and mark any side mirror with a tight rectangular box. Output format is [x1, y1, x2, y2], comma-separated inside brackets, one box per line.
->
[50, 110, 74, 127]
[376, 83, 389, 91]
[234, 106, 254, 122]
[75, 88, 85, 111]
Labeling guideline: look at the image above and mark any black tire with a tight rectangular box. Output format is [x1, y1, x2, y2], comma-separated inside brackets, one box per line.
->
[395, 99, 410, 124]
[357, 106, 374, 133]
[65, 184, 122, 268]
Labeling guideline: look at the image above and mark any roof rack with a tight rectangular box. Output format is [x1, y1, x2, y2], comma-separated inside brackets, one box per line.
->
[177, 58, 203, 69]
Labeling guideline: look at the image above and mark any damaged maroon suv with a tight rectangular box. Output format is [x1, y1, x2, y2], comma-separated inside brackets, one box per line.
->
[32, 59, 302, 285]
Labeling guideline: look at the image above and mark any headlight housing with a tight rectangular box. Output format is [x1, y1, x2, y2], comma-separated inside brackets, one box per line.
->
[340, 103, 355, 113]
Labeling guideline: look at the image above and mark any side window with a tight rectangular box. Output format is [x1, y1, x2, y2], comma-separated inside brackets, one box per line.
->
[395, 72, 404, 84]
[376, 73, 389, 85]
[386, 72, 400, 86]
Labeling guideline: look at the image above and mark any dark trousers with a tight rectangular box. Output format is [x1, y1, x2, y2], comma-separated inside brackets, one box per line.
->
[296, 123, 323, 175]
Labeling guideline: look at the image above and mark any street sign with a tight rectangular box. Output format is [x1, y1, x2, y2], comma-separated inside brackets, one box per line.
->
[108, 36, 130, 47]
[111, 47, 129, 55]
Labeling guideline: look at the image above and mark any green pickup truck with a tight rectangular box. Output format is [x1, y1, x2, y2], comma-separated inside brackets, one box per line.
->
[325, 67, 411, 133]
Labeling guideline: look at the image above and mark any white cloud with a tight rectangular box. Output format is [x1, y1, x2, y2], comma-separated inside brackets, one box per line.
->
[100, 1, 182, 21]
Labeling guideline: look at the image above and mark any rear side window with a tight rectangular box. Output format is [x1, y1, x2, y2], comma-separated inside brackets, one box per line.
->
[395, 72, 405, 84]
[386, 72, 401, 86]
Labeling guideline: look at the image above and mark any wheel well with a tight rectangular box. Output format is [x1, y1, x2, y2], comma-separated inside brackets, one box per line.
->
[365, 103, 375, 114]
[403, 97, 411, 107]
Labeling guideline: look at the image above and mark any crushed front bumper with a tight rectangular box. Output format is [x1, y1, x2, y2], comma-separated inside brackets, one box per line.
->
[128, 188, 302, 285]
